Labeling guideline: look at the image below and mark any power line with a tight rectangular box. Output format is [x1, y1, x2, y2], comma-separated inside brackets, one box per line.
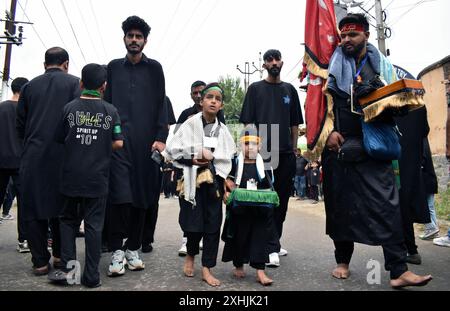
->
[40, 0, 80, 73]
[166, 0, 219, 74]
[88, 0, 108, 61]
[75, 0, 100, 61]
[60, 0, 87, 63]
[21, 0, 28, 20]
[41, 0, 69, 48]
[164, 0, 203, 61]
[285, 57, 304, 80]
[388, 0, 435, 27]
[154, 0, 182, 55]
[17, 0, 47, 49]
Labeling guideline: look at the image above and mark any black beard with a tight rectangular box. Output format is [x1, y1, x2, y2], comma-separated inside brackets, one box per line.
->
[342, 41, 366, 58]
[268, 67, 281, 77]
[126, 45, 143, 55]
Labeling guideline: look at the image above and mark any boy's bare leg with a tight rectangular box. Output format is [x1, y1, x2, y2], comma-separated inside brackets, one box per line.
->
[233, 266, 246, 278]
[202, 267, 221, 287]
[256, 269, 273, 286]
[183, 255, 195, 277]
[332, 264, 350, 279]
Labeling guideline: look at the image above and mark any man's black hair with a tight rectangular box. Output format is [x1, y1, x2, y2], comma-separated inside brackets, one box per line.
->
[263, 49, 282, 62]
[339, 13, 370, 32]
[191, 80, 206, 90]
[45, 47, 69, 66]
[81, 63, 107, 90]
[201, 82, 225, 102]
[122, 16, 151, 39]
[11, 77, 29, 94]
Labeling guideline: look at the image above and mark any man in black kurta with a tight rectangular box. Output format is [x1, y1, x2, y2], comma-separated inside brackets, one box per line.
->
[16, 47, 80, 275]
[104, 16, 168, 276]
[395, 106, 431, 264]
[0, 77, 28, 250]
[323, 13, 431, 288]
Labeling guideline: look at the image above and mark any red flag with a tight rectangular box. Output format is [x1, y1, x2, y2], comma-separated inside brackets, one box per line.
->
[303, 0, 339, 158]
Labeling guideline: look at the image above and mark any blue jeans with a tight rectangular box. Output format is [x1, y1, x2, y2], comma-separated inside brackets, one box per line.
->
[424, 194, 439, 231]
[2, 178, 16, 216]
[294, 175, 306, 198]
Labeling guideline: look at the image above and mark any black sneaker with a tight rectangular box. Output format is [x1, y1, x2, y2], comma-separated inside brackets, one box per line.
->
[142, 244, 153, 253]
[81, 277, 101, 288]
[48, 269, 69, 285]
[406, 253, 422, 265]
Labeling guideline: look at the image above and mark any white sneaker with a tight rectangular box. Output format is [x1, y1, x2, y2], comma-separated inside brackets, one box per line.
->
[279, 248, 288, 256]
[17, 240, 30, 253]
[125, 249, 145, 271]
[266, 252, 280, 267]
[433, 236, 450, 248]
[178, 238, 187, 257]
[419, 228, 440, 240]
[108, 250, 126, 277]
[1, 214, 14, 220]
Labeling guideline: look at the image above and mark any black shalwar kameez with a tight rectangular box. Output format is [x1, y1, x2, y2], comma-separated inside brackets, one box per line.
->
[104, 54, 168, 252]
[16, 68, 80, 268]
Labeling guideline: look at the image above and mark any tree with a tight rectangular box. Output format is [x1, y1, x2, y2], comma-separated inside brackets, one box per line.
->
[218, 75, 245, 123]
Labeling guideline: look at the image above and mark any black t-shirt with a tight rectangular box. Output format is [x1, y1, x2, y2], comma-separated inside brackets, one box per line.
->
[55, 98, 123, 198]
[0, 100, 22, 169]
[165, 96, 176, 125]
[240, 80, 303, 153]
[295, 156, 308, 176]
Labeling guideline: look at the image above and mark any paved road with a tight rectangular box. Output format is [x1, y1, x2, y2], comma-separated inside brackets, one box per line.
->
[0, 197, 448, 291]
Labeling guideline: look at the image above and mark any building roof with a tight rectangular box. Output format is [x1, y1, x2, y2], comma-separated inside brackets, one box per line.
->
[418, 55, 450, 79]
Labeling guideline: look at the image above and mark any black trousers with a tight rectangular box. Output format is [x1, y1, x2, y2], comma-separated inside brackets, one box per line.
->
[142, 202, 159, 246]
[0, 169, 26, 242]
[399, 194, 418, 255]
[229, 212, 270, 271]
[108, 204, 146, 252]
[333, 240, 408, 279]
[59, 196, 106, 286]
[186, 231, 220, 268]
[27, 218, 61, 268]
[268, 153, 296, 253]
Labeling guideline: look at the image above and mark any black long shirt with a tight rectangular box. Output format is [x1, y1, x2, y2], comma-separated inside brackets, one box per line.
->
[104, 54, 168, 208]
[0, 100, 22, 169]
[16, 68, 80, 220]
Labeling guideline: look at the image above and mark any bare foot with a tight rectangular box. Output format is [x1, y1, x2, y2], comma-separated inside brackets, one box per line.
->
[202, 267, 221, 287]
[332, 264, 350, 279]
[256, 270, 273, 286]
[183, 255, 195, 277]
[390, 271, 432, 289]
[233, 267, 246, 278]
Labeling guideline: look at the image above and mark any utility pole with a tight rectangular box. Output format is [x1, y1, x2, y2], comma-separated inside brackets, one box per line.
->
[236, 61, 258, 92]
[374, 0, 387, 56]
[237, 52, 262, 92]
[2, 0, 18, 101]
[252, 51, 263, 80]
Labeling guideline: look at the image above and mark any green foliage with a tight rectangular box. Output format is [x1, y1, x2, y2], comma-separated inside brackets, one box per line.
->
[436, 188, 450, 221]
[218, 75, 245, 123]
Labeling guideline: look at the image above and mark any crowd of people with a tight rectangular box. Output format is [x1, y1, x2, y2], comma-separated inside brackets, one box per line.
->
[0, 13, 449, 290]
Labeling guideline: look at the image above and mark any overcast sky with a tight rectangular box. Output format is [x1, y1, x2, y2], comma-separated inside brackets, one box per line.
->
[1, 0, 449, 117]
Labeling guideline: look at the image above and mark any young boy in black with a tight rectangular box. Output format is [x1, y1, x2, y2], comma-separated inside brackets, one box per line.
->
[222, 125, 276, 286]
[50, 63, 123, 288]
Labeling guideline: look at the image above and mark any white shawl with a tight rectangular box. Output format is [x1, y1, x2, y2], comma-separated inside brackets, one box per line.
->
[235, 153, 267, 187]
[162, 112, 236, 205]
